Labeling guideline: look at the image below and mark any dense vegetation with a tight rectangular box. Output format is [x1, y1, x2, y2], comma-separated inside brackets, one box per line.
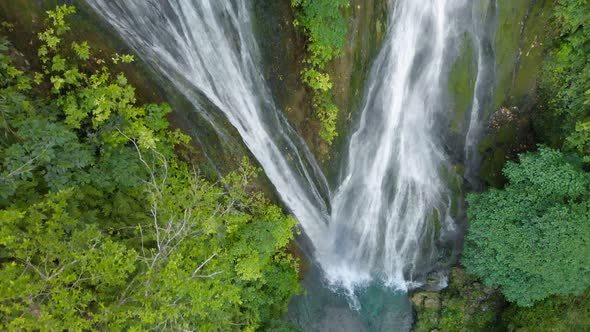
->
[1, 1, 588, 331]
[290, 0, 349, 144]
[535, 0, 590, 158]
[0, 6, 299, 331]
[502, 288, 590, 331]
[464, 147, 590, 306]
[458, 0, 590, 329]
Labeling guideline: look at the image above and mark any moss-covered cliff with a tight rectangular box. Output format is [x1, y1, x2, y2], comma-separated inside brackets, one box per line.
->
[477, 0, 553, 187]
[254, 0, 389, 176]
[326, 0, 389, 171]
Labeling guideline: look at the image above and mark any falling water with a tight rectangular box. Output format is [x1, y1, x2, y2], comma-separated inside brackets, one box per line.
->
[322, 0, 487, 292]
[86, 0, 493, 303]
[85, 0, 332, 247]
[465, 0, 497, 185]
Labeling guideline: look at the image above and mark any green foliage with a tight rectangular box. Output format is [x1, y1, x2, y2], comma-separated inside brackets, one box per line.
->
[291, 0, 348, 67]
[536, 0, 590, 158]
[463, 147, 590, 307]
[502, 289, 590, 331]
[313, 89, 339, 145]
[0, 191, 138, 330]
[291, 0, 349, 144]
[0, 5, 299, 330]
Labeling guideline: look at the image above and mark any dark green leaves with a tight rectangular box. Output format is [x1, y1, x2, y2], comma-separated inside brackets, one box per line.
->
[463, 147, 590, 307]
[537, 0, 590, 158]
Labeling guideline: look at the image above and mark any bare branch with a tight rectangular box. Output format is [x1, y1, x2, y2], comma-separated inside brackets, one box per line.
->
[192, 271, 223, 279]
[191, 253, 217, 279]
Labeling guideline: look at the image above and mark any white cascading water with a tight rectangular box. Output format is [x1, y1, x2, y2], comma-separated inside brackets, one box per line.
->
[87, 0, 491, 295]
[85, 0, 332, 247]
[323, 0, 474, 291]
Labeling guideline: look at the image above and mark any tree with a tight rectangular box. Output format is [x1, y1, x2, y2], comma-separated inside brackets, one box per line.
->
[463, 146, 590, 307]
[0, 5, 299, 330]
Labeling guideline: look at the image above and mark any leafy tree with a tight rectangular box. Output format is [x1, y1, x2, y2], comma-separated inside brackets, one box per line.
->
[463, 146, 590, 307]
[0, 5, 299, 330]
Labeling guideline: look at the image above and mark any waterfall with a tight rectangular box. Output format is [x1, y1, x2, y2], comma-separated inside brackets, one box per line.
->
[465, 0, 497, 185]
[323, 0, 476, 292]
[86, 0, 492, 297]
[85, 0, 332, 247]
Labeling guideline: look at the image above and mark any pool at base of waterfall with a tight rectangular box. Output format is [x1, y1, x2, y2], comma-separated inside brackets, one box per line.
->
[286, 265, 414, 332]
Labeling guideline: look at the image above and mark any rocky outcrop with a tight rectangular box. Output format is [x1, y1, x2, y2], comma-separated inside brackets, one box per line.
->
[412, 267, 505, 332]
[475, 0, 552, 188]
[411, 292, 442, 311]
[478, 106, 536, 187]
[494, 0, 551, 112]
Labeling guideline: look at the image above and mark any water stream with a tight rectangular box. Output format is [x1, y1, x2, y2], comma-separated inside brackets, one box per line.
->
[325, 0, 470, 292]
[85, 0, 332, 247]
[86, 0, 494, 328]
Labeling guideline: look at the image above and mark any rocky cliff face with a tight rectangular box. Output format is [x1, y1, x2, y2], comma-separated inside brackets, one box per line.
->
[412, 267, 505, 332]
[495, 0, 550, 111]
[478, 0, 552, 187]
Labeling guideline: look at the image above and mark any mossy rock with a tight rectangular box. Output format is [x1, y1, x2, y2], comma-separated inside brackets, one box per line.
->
[448, 33, 477, 135]
[412, 267, 505, 332]
[324, 0, 389, 173]
[494, 0, 552, 111]
[478, 107, 536, 188]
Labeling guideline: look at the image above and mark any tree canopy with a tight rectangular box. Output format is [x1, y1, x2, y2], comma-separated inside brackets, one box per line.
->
[0, 5, 299, 331]
[463, 146, 590, 307]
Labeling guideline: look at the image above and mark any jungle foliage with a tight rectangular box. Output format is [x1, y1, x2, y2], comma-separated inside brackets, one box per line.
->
[536, 0, 590, 159]
[463, 147, 590, 307]
[502, 288, 590, 331]
[0, 6, 299, 331]
[291, 0, 349, 144]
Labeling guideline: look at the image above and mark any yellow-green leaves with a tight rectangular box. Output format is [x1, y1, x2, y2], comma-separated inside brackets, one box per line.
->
[37, 5, 76, 54]
[291, 0, 349, 145]
[302, 68, 333, 92]
[112, 53, 135, 64]
[0, 6, 299, 330]
[72, 41, 90, 60]
[46, 5, 76, 36]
